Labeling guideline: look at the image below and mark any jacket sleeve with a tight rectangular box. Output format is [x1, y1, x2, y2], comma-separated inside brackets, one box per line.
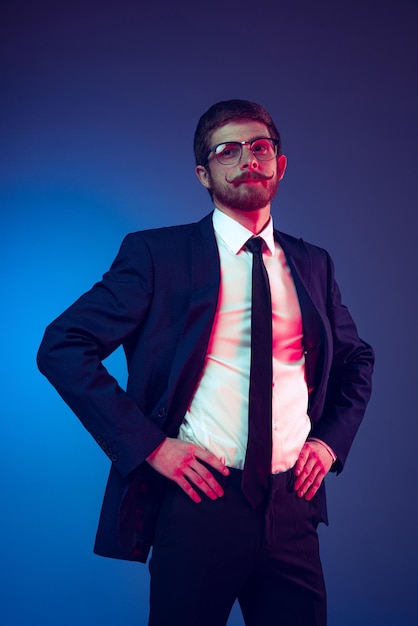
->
[309, 251, 374, 472]
[37, 233, 166, 478]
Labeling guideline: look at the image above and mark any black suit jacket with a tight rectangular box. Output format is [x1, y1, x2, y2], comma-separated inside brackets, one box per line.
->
[37, 212, 374, 562]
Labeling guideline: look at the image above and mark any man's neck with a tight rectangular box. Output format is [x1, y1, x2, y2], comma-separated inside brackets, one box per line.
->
[214, 204, 271, 235]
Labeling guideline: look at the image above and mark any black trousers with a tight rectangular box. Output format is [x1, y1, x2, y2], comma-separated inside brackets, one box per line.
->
[148, 466, 327, 626]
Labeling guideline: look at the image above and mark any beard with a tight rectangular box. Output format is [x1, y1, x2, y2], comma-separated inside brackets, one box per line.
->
[208, 170, 279, 212]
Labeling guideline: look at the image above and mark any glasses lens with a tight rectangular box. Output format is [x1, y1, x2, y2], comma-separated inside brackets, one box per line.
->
[251, 138, 277, 161]
[215, 142, 242, 164]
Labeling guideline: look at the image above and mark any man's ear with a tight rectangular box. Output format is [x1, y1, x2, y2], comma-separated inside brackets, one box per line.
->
[277, 154, 287, 181]
[195, 165, 211, 189]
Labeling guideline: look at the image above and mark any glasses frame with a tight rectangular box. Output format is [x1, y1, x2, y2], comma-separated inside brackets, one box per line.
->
[203, 137, 280, 166]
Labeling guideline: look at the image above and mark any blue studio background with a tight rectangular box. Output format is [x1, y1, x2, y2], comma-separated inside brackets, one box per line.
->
[2, 1, 417, 624]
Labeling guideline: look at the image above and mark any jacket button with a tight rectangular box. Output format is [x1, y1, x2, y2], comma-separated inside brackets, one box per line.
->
[157, 407, 166, 418]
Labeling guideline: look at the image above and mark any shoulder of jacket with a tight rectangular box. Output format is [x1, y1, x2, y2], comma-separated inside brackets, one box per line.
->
[275, 229, 330, 259]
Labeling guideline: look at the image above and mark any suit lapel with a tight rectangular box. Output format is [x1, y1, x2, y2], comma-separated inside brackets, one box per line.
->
[275, 231, 329, 416]
[165, 213, 220, 434]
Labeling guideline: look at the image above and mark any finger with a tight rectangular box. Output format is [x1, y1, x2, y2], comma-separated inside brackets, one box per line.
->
[303, 472, 325, 501]
[294, 455, 317, 491]
[175, 474, 202, 503]
[187, 458, 226, 498]
[177, 461, 223, 502]
[298, 463, 327, 499]
[295, 444, 311, 477]
[194, 447, 230, 476]
[185, 466, 223, 500]
[295, 451, 307, 474]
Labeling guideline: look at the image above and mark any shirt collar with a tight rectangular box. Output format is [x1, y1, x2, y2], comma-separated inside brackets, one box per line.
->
[212, 207, 276, 256]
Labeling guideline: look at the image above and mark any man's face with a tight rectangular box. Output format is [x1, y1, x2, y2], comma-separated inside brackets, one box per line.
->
[196, 120, 287, 213]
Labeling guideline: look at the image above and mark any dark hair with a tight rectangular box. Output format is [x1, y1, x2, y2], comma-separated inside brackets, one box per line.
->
[193, 99, 282, 167]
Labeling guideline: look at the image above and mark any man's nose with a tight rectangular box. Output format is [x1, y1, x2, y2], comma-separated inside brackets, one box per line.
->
[240, 144, 258, 169]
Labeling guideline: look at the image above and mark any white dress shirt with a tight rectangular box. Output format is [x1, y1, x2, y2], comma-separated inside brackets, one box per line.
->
[178, 208, 311, 473]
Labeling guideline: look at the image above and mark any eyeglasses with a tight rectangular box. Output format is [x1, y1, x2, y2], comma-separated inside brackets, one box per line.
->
[204, 137, 280, 166]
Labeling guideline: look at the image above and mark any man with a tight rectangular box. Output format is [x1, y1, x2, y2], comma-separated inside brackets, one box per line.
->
[37, 99, 374, 626]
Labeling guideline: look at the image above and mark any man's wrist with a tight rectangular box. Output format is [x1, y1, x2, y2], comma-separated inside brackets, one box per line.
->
[146, 437, 167, 462]
[307, 437, 337, 463]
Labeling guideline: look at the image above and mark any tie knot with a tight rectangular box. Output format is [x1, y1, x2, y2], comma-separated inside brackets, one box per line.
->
[245, 237, 264, 255]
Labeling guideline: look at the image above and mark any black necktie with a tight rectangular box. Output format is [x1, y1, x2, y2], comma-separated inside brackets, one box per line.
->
[241, 237, 273, 508]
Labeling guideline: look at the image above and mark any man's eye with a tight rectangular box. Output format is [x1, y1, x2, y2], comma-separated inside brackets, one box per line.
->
[252, 140, 270, 154]
[217, 144, 240, 159]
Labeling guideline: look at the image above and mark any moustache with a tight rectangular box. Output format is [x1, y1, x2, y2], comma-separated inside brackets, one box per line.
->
[225, 171, 275, 184]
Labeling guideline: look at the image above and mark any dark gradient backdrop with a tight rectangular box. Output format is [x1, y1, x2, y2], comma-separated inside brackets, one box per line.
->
[2, 1, 417, 625]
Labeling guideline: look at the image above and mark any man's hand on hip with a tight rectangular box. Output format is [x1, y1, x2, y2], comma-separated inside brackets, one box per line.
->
[146, 437, 230, 503]
[294, 440, 333, 501]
